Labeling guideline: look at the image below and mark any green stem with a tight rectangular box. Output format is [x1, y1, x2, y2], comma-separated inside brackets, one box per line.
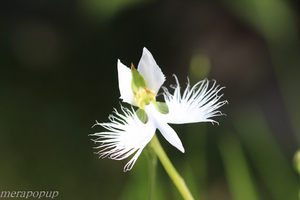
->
[149, 134, 194, 200]
[146, 145, 157, 200]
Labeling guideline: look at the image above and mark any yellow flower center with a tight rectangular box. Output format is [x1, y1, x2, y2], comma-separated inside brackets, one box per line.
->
[135, 87, 156, 109]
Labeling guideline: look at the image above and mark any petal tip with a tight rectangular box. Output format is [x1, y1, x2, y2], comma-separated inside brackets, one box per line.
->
[117, 59, 123, 66]
[143, 46, 149, 52]
[178, 145, 185, 153]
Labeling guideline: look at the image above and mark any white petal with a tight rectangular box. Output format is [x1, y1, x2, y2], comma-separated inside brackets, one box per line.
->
[163, 75, 228, 124]
[137, 47, 165, 93]
[117, 60, 136, 106]
[145, 103, 185, 153]
[91, 106, 155, 172]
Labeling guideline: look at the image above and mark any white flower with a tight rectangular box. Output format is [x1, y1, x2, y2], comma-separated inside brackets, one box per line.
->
[91, 47, 227, 171]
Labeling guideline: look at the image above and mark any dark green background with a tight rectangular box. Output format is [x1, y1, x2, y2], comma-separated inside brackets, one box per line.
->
[1, 0, 299, 199]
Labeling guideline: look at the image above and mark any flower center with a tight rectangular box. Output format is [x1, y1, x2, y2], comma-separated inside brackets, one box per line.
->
[135, 87, 156, 109]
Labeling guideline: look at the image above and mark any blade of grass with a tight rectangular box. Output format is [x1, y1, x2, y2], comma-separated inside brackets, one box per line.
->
[218, 133, 260, 200]
[234, 107, 298, 200]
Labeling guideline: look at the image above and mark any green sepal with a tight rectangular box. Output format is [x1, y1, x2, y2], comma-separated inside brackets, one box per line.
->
[136, 109, 148, 123]
[155, 101, 169, 114]
[131, 64, 146, 94]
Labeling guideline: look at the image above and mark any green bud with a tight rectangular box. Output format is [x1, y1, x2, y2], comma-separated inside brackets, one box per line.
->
[131, 64, 146, 94]
[154, 101, 169, 114]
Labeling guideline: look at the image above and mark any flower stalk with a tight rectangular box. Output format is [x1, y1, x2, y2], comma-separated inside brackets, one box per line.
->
[149, 134, 194, 200]
[145, 144, 157, 200]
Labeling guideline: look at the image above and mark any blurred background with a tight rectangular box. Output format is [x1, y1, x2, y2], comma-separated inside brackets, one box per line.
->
[1, 0, 300, 199]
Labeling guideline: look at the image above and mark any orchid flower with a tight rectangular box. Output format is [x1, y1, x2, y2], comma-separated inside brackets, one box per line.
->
[91, 47, 227, 172]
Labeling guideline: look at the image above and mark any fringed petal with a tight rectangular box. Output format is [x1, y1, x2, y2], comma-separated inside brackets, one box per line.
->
[163, 75, 228, 124]
[90, 106, 155, 172]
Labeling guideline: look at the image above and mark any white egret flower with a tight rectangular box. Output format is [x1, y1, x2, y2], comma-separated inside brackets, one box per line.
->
[91, 47, 227, 171]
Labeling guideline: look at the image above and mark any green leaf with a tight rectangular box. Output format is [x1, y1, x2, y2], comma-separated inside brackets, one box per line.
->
[136, 109, 148, 123]
[155, 102, 169, 114]
[131, 64, 146, 94]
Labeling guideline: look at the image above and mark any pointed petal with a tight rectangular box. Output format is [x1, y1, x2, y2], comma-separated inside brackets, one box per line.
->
[90, 106, 156, 171]
[117, 59, 136, 106]
[137, 47, 165, 93]
[163, 75, 228, 124]
[145, 103, 185, 153]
